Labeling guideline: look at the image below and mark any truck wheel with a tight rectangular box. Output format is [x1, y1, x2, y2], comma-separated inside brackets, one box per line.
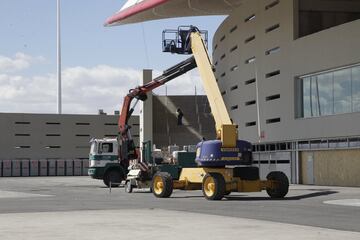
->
[224, 191, 231, 196]
[125, 181, 133, 193]
[202, 173, 225, 200]
[266, 171, 289, 198]
[103, 170, 122, 188]
[152, 172, 173, 198]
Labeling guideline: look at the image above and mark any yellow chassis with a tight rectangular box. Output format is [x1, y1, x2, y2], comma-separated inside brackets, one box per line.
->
[172, 167, 275, 193]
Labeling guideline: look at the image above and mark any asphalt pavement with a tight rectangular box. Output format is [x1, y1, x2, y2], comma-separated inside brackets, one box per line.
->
[0, 177, 359, 239]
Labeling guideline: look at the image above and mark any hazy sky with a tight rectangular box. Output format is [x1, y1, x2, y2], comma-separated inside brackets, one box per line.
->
[0, 0, 226, 114]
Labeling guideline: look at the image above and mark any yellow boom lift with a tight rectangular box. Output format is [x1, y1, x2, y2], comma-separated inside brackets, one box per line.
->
[152, 26, 289, 200]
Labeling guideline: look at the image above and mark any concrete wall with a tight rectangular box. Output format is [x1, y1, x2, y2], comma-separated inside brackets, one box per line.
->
[153, 95, 216, 148]
[140, 70, 153, 148]
[300, 150, 360, 187]
[213, 0, 360, 143]
[0, 113, 139, 160]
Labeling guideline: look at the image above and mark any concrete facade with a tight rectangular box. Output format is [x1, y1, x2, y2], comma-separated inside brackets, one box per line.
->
[0, 95, 216, 176]
[153, 95, 216, 148]
[212, 0, 360, 186]
[213, 0, 360, 143]
[140, 70, 153, 148]
[0, 113, 138, 160]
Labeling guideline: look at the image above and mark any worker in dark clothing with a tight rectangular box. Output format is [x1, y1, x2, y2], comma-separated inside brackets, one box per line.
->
[176, 108, 184, 125]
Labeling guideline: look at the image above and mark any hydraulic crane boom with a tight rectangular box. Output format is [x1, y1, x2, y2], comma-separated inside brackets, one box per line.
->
[189, 31, 237, 148]
[163, 26, 237, 148]
[162, 26, 252, 167]
[117, 56, 197, 166]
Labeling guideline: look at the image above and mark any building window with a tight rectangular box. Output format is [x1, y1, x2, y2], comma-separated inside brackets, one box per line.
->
[76, 123, 90, 125]
[46, 122, 60, 125]
[266, 70, 280, 78]
[230, 65, 238, 72]
[245, 78, 256, 85]
[230, 45, 238, 53]
[220, 35, 225, 42]
[230, 25, 238, 33]
[266, 94, 280, 101]
[15, 146, 31, 149]
[230, 85, 238, 91]
[265, 0, 279, 10]
[298, 0, 360, 38]
[245, 35, 255, 44]
[231, 105, 238, 110]
[220, 54, 226, 60]
[266, 118, 281, 124]
[245, 100, 256, 106]
[245, 57, 256, 64]
[245, 14, 256, 22]
[298, 65, 360, 118]
[265, 46, 280, 56]
[15, 121, 30, 125]
[266, 24, 280, 33]
[246, 121, 256, 127]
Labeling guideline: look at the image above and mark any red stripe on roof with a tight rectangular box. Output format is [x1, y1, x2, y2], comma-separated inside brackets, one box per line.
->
[105, 0, 170, 26]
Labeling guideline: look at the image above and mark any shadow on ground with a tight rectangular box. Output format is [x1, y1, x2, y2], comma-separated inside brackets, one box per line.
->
[224, 190, 338, 201]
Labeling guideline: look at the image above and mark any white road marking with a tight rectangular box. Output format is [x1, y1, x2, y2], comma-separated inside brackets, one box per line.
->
[0, 190, 53, 199]
[323, 199, 360, 207]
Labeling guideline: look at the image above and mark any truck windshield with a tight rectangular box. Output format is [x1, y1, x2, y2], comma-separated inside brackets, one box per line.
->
[90, 141, 97, 155]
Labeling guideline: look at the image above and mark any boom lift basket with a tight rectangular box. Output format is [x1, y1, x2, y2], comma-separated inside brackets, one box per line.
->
[162, 26, 208, 54]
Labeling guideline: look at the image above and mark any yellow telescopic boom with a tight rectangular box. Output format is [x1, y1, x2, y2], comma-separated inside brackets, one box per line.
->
[190, 31, 238, 148]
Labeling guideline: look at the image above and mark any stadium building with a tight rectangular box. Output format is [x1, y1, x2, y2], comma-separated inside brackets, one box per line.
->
[106, 0, 360, 187]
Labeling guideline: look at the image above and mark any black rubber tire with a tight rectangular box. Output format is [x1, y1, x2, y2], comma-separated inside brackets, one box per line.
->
[202, 173, 226, 201]
[152, 172, 173, 198]
[266, 171, 289, 198]
[125, 181, 133, 193]
[224, 191, 231, 196]
[103, 170, 122, 188]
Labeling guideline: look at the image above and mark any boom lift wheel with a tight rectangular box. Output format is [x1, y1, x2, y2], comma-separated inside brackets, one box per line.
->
[103, 170, 122, 188]
[125, 181, 133, 193]
[266, 171, 289, 198]
[152, 172, 173, 198]
[202, 173, 226, 200]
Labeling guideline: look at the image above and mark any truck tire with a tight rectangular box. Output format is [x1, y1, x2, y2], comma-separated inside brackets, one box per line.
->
[202, 172, 225, 200]
[103, 170, 122, 188]
[125, 181, 133, 193]
[266, 171, 289, 198]
[152, 172, 173, 198]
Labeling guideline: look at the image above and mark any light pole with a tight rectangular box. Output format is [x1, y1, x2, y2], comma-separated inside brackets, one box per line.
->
[57, 0, 62, 114]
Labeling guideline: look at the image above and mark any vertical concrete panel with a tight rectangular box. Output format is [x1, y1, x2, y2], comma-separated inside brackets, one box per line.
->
[21, 160, 30, 177]
[73, 160, 82, 176]
[3, 160, 12, 177]
[48, 160, 56, 176]
[65, 159, 74, 176]
[140, 69, 153, 154]
[39, 159, 48, 176]
[56, 159, 65, 176]
[0, 160, 2, 177]
[30, 160, 39, 176]
[82, 159, 89, 176]
[11, 160, 21, 177]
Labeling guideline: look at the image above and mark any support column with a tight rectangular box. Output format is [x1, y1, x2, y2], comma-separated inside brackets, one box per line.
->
[140, 69, 153, 156]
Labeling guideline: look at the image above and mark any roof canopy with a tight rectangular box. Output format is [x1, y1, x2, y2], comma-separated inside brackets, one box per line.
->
[105, 0, 243, 26]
